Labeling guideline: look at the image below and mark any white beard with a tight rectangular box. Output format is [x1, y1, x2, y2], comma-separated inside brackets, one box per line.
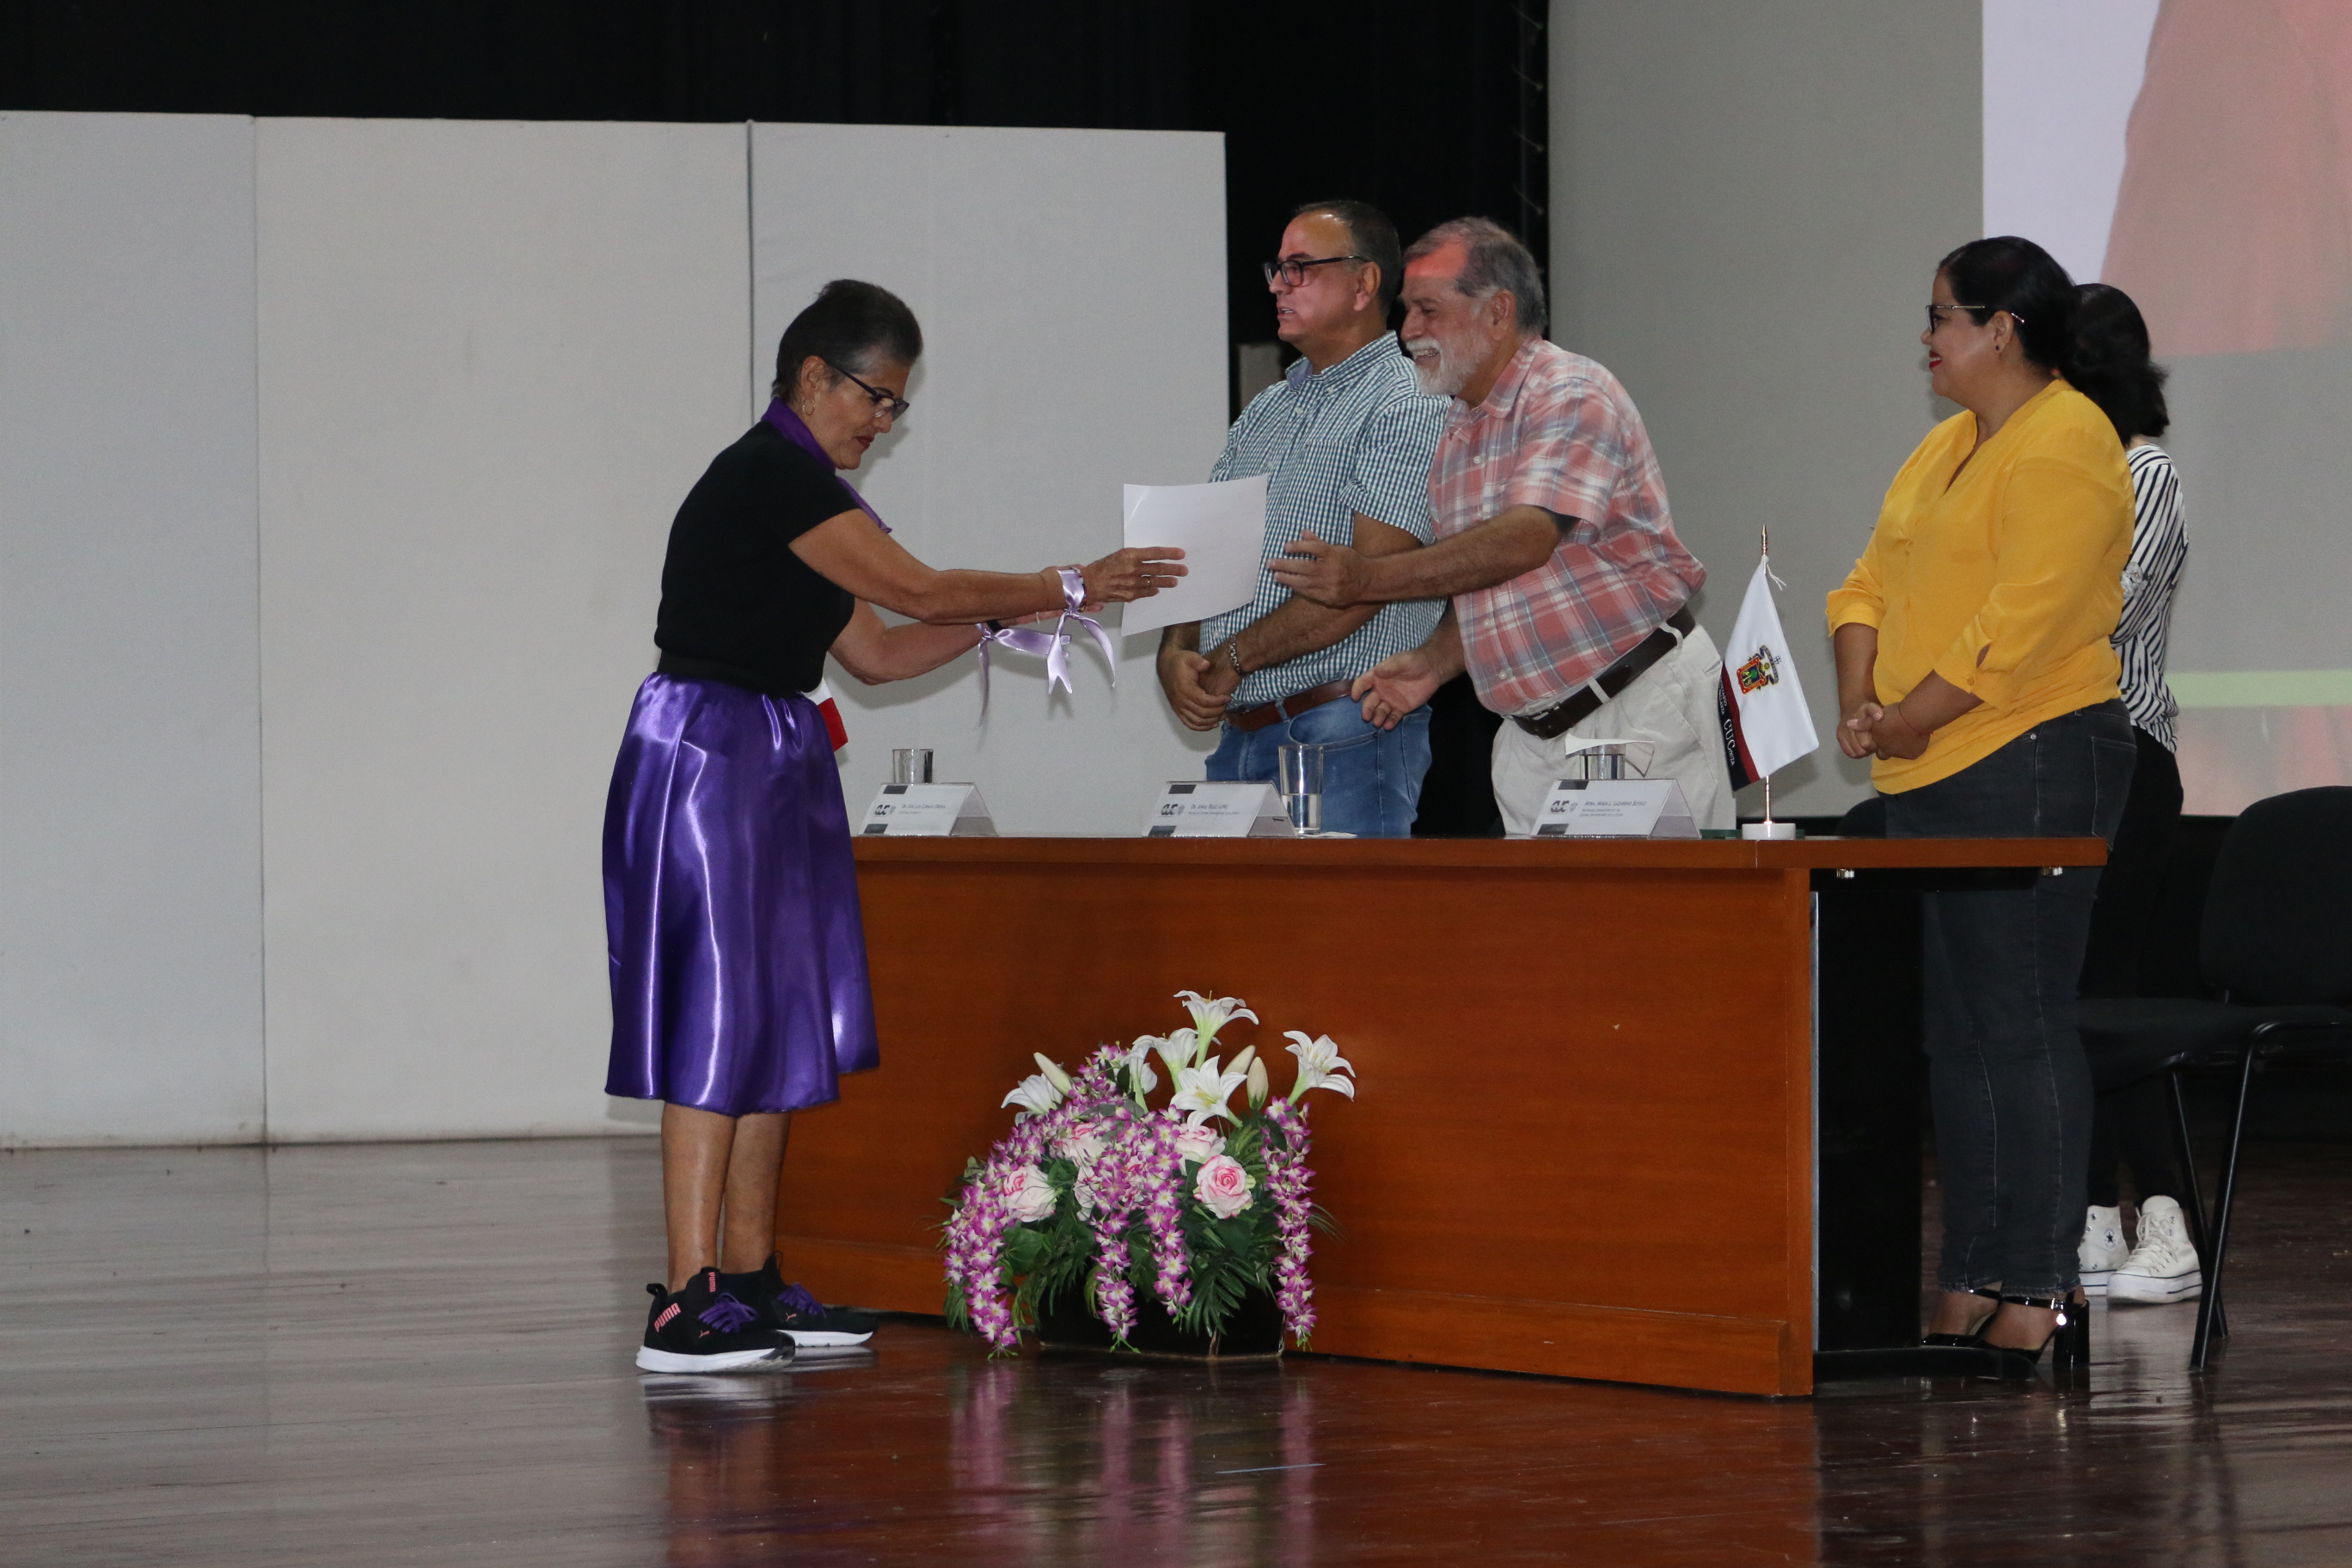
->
[1406, 335, 1470, 398]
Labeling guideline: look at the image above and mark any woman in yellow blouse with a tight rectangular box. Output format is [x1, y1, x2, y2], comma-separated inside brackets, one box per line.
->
[1828, 236, 2138, 1373]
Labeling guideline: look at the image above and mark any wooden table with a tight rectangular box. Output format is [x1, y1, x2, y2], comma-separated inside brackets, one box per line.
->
[774, 835, 2104, 1397]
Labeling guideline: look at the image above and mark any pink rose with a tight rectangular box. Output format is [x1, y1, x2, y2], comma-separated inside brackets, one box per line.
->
[1000, 1162, 1057, 1223]
[1173, 1124, 1227, 1165]
[1193, 1154, 1255, 1219]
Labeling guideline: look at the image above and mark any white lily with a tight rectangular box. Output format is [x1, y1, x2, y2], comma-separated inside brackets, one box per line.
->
[1001, 1071, 1064, 1118]
[1118, 1039, 1161, 1099]
[1246, 1056, 1270, 1109]
[1144, 1028, 1198, 1082]
[1173, 990, 1259, 1058]
[1171, 1055, 1248, 1124]
[1032, 1053, 1072, 1095]
[1226, 1044, 1256, 1080]
[1283, 1030, 1357, 1102]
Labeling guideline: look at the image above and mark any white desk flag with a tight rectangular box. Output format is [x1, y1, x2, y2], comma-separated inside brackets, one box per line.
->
[1716, 542, 1819, 788]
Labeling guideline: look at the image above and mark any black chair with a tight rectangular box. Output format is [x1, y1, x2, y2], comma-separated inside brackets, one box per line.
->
[2079, 786, 2352, 1371]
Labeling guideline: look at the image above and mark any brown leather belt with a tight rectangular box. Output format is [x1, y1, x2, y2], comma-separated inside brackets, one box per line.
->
[1510, 605, 1698, 740]
[1227, 678, 1356, 733]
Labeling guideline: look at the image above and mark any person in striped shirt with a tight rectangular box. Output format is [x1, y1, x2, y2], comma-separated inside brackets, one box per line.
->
[1157, 200, 1449, 837]
[2067, 282, 2202, 1308]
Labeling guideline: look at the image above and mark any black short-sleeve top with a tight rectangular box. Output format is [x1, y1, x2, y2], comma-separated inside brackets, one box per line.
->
[653, 421, 868, 695]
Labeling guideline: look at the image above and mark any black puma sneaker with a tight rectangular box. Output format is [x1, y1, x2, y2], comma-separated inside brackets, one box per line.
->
[720, 1255, 880, 1348]
[635, 1268, 793, 1373]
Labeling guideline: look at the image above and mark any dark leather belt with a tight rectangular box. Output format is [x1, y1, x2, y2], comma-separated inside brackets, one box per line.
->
[1227, 678, 1356, 733]
[1510, 605, 1697, 740]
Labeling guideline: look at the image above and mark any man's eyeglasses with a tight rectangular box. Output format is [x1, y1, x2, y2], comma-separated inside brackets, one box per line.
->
[1264, 254, 1368, 288]
[829, 361, 911, 420]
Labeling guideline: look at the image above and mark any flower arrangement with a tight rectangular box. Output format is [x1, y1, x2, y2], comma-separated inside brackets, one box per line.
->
[942, 990, 1355, 1355]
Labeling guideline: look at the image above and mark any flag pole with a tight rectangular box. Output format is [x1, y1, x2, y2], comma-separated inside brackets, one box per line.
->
[1741, 524, 1799, 841]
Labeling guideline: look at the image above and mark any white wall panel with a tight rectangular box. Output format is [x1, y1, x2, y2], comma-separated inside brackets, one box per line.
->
[1551, 1, 1981, 818]
[255, 119, 746, 1140]
[752, 125, 1228, 833]
[0, 112, 266, 1146]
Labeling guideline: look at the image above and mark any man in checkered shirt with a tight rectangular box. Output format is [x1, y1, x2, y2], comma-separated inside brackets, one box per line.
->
[1156, 199, 1449, 837]
[1269, 217, 1733, 835]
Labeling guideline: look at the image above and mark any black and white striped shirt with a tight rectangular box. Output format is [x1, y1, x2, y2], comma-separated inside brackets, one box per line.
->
[2116, 443, 2187, 750]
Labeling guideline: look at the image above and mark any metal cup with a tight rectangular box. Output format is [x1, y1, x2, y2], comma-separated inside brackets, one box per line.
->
[891, 747, 934, 786]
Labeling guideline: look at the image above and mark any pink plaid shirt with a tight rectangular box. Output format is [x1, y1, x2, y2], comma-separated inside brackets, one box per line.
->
[1431, 338, 1706, 715]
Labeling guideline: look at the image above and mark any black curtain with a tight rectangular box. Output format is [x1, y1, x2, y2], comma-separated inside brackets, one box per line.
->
[3, 0, 1543, 833]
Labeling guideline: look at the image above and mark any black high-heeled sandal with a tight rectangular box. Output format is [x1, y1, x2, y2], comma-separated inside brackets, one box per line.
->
[1975, 1293, 2091, 1379]
[1920, 1287, 2003, 1347]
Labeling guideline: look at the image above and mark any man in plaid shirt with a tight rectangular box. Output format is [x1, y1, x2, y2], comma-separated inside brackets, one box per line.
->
[1157, 199, 1448, 837]
[1269, 218, 1733, 834]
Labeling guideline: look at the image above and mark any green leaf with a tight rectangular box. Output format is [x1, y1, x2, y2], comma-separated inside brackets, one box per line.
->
[1001, 1224, 1052, 1277]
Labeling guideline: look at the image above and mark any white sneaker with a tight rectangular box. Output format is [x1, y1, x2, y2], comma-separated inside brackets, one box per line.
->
[2078, 1204, 2128, 1296]
[2109, 1195, 2203, 1304]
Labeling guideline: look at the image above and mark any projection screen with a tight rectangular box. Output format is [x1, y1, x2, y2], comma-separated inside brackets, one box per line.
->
[1985, 0, 2352, 812]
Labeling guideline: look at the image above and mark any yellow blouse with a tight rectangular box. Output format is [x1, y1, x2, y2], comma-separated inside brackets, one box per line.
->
[1826, 378, 2132, 793]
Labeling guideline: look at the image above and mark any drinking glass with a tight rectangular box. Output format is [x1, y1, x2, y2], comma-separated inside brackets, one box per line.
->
[1277, 742, 1325, 836]
[891, 747, 934, 786]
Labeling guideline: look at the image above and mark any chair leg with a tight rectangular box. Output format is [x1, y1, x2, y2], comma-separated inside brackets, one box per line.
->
[2170, 1069, 2225, 1340]
[2191, 1047, 2259, 1372]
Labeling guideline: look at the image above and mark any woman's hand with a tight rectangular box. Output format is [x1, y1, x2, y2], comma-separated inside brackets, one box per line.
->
[1080, 547, 1186, 605]
[1867, 704, 1932, 761]
[1837, 700, 1883, 759]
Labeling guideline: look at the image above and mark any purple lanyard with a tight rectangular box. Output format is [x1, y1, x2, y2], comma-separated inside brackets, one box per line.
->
[763, 398, 891, 534]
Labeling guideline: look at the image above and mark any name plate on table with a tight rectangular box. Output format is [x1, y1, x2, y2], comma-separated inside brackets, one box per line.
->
[1143, 781, 1289, 838]
[1533, 778, 1699, 840]
[859, 783, 996, 836]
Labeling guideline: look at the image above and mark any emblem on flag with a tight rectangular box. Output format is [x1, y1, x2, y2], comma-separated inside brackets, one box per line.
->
[1735, 646, 1780, 695]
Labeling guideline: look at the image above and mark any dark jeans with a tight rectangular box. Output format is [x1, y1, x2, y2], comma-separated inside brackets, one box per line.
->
[1206, 695, 1432, 839]
[2081, 729, 2190, 1207]
[1883, 701, 2136, 1295]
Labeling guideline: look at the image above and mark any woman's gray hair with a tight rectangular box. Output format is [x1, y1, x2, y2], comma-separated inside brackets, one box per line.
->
[1405, 217, 1547, 336]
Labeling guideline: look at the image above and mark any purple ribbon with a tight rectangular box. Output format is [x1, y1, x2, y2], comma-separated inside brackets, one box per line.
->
[763, 398, 891, 534]
[975, 567, 1116, 716]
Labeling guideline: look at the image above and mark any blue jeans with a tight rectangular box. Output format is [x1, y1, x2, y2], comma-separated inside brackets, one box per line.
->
[1206, 695, 1432, 838]
[1884, 701, 2136, 1295]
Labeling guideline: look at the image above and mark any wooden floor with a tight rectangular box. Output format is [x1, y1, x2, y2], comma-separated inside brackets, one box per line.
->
[8, 1138, 2352, 1565]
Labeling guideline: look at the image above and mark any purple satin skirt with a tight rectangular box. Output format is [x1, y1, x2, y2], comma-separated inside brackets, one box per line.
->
[603, 674, 879, 1115]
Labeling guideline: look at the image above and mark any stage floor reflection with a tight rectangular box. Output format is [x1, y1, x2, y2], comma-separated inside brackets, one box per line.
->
[7, 1138, 2352, 1565]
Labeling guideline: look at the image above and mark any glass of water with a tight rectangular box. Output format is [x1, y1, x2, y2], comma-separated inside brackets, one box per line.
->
[891, 747, 934, 785]
[1277, 742, 1326, 836]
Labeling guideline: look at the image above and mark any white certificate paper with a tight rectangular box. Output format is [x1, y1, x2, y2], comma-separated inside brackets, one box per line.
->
[1117, 474, 1270, 637]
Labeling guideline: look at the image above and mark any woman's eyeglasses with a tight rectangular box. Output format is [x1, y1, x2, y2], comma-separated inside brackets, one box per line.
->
[1263, 254, 1368, 288]
[828, 361, 912, 420]
[1925, 303, 2007, 334]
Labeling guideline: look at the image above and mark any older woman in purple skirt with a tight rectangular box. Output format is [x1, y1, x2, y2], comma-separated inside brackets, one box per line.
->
[608, 279, 1183, 1372]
